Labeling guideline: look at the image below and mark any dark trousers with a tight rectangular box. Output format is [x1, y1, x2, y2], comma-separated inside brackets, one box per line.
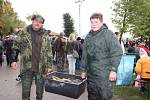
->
[56, 52, 65, 72]
[75, 58, 80, 69]
[87, 78, 113, 100]
[6, 54, 11, 66]
[0, 55, 3, 66]
[21, 70, 44, 100]
[140, 78, 150, 92]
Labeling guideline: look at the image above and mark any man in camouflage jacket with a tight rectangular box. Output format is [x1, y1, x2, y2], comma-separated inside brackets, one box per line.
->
[10, 14, 54, 100]
[81, 13, 123, 100]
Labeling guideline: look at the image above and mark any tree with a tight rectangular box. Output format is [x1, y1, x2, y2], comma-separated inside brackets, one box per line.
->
[63, 13, 75, 37]
[127, 0, 150, 38]
[112, 0, 150, 41]
[111, 0, 130, 42]
[0, 0, 25, 35]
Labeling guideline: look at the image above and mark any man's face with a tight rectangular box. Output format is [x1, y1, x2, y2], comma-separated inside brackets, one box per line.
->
[90, 18, 102, 32]
[32, 19, 43, 30]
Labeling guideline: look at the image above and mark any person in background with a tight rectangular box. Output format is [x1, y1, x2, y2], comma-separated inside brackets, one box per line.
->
[54, 32, 66, 72]
[135, 48, 150, 93]
[115, 32, 125, 54]
[66, 33, 78, 75]
[75, 37, 81, 69]
[125, 38, 129, 48]
[80, 13, 123, 100]
[4, 35, 13, 66]
[127, 40, 136, 53]
[0, 36, 4, 66]
[146, 40, 150, 50]
[79, 39, 84, 59]
[138, 42, 150, 56]
[51, 37, 56, 64]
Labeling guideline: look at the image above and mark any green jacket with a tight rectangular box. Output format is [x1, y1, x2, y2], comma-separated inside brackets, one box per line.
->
[11, 26, 52, 75]
[81, 24, 123, 78]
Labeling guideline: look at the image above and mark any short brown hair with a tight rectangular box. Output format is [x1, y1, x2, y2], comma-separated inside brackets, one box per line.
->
[90, 13, 103, 22]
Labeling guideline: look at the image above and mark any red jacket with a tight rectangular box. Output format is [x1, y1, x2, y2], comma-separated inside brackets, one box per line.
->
[138, 45, 150, 55]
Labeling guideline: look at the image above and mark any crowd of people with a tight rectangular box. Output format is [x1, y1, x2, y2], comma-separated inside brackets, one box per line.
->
[126, 39, 150, 55]
[4, 13, 121, 100]
[0, 34, 20, 67]
[122, 35, 150, 94]
[134, 48, 150, 93]
[51, 32, 84, 74]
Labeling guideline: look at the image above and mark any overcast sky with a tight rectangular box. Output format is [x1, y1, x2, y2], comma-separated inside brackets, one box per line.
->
[9, 0, 116, 37]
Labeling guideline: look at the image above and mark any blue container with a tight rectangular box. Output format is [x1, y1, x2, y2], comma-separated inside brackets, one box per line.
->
[116, 55, 136, 85]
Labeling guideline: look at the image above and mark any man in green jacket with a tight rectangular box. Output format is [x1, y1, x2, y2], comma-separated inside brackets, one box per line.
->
[10, 14, 59, 100]
[81, 13, 123, 100]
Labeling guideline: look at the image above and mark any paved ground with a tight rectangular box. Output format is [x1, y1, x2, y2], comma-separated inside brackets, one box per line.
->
[0, 58, 88, 100]
[0, 56, 121, 100]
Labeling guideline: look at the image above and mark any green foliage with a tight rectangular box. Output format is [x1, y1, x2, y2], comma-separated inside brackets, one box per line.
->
[112, 0, 150, 39]
[111, 0, 130, 42]
[0, 0, 25, 35]
[127, 0, 150, 37]
[114, 86, 148, 100]
[112, 0, 128, 31]
[63, 13, 75, 37]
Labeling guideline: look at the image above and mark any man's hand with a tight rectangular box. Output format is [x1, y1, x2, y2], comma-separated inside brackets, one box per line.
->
[80, 72, 86, 79]
[47, 68, 53, 73]
[109, 71, 116, 81]
[11, 62, 17, 70]
[45, 68, 53, 75]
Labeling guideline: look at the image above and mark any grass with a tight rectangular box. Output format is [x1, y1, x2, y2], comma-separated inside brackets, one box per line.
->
[75, 69, 149, 100]
[114, 85, 148, 100]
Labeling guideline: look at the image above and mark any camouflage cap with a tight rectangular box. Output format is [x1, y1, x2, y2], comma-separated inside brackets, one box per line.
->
[31, 14, 45, 24]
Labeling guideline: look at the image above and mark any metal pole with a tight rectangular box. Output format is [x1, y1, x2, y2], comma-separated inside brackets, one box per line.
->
[79, 4, 81, 35]
[75, 0, 85, 35]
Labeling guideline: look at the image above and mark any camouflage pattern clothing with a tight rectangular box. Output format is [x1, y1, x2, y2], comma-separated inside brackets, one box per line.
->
[81, 24, 123, 100]
[54, 36, 66, 71]
[10, 25, 52, 100]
